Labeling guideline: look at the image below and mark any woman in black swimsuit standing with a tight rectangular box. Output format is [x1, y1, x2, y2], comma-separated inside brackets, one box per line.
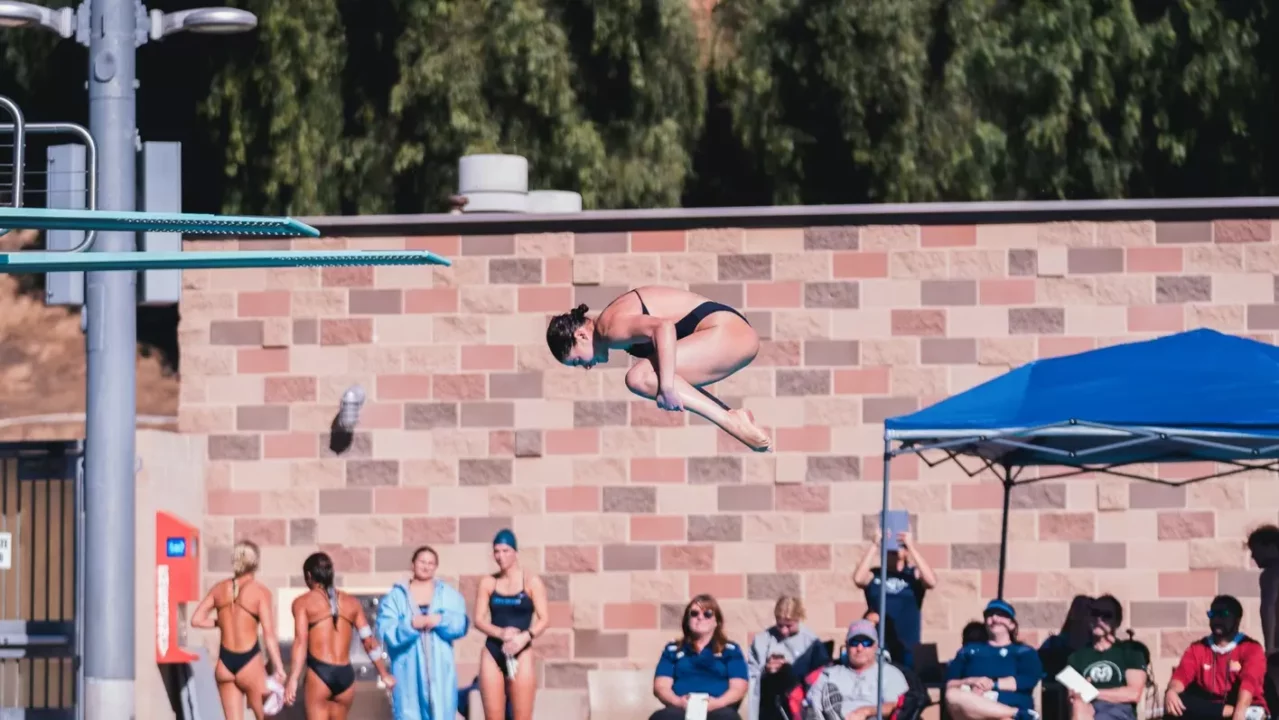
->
[474, 529, 549, 720]
[192, 540, 287, 720]
[285, 552, 396, 719]
[546, 285, 772, 451]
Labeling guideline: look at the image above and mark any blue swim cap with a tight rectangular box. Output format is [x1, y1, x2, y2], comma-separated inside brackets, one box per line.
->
[493, 528, 518, 551]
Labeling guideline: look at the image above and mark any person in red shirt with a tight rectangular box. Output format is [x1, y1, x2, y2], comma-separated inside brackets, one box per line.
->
[1166, 595, 1269, 720]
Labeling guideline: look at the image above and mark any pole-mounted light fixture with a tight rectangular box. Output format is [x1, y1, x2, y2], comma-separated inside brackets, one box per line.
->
[0, 1, 74, 36]
[148, 7, 256, 41]
[0, 0, 256, 46]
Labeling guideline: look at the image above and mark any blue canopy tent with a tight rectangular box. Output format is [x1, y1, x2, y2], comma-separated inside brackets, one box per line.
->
[879, 328, 1279, 599]
[867, 329, 1279, 720]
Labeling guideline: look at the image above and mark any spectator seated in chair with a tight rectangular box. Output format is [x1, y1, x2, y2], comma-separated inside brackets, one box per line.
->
[1164, 595, 1269, 720]
[651, 594, 749, 720]
[805, 620, 908, 720]
[1065, 595, 1147, 720]
[944, 599, 1043, 720]
[748, 596, 831, 720]
[863, 609, 906, 666]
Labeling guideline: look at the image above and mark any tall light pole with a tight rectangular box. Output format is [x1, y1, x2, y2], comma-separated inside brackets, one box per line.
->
[0, 2, 256, 718]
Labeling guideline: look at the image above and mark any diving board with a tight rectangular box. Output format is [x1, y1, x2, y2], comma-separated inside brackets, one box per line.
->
[0, 250, 451, 273]
[0, 207, 320, 237]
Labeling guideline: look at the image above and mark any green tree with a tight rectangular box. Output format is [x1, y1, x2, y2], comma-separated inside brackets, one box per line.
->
[203, 0, 355, 215]
[391, 0, 704, 210]
[551, 0, 706, 207]
[710, 0, 990, 204]
[708, 0, 1274, 204]
[948, 0, 1268, 199]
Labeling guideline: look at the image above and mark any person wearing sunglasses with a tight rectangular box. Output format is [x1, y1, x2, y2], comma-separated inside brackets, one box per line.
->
[944, 599, 1043, 720]
[1063, 595, 1147, 720]
[1165, 596, 1269, 720]
[651, 595, 749, 720]
[804, 620, 908, 720]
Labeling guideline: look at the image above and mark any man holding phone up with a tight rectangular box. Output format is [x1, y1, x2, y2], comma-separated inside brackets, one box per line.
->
[853, 526, 938, 671]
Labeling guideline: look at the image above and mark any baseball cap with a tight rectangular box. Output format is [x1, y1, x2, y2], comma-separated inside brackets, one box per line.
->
[983, 599, 1016, 620]
[846, 619, 878, 643]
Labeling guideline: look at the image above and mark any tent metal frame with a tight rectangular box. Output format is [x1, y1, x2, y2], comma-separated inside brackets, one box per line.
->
[871, 420, 1279, 720]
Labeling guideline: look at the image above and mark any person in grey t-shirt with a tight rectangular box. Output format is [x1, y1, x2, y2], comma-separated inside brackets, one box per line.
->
[806, 620, 908, 720]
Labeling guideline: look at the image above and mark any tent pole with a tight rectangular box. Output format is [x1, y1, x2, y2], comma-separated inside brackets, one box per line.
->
[997, 466, 1013, 599]
[875, 439, 893, 720]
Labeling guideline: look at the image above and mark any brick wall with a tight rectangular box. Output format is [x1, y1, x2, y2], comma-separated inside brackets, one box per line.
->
[178, 219, 1279, 707]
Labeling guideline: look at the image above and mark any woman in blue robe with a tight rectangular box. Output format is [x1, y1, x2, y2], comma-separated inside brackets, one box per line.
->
[378, 546, 471, 720]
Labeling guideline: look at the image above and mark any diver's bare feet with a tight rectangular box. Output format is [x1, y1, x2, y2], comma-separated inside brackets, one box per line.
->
[728, 409, 772, 452]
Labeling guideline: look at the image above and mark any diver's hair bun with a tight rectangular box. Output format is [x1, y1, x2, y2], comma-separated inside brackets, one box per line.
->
[570, 304, 589, 321]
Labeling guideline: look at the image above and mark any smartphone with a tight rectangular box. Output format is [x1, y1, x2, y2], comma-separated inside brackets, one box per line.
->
[882, 510, 910, 551]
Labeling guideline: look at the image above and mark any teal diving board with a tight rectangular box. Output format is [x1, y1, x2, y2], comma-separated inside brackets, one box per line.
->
[0, 207, 320, 237]
[0, 250, 451, 273]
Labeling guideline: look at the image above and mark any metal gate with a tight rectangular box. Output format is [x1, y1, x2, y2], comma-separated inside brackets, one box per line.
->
[0, 441, 81, 720]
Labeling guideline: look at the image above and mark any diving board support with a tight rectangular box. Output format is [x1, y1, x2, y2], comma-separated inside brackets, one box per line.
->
[46, 144, 88, 306]
[137, 142, 182, 306]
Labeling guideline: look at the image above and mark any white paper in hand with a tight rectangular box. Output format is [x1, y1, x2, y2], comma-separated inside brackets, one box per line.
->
[1055, 666, 1099, 704]
[686, 693, 710, 720]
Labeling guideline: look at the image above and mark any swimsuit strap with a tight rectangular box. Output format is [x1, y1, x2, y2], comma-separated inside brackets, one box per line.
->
[632, 289, 650, 315]
[307, 588, 350, 628]
[222, 579, 261, 623]
[492, 571, 521, 598]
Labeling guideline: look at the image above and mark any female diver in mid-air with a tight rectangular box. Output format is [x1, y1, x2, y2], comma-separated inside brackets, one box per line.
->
[547, 285, 772, 452]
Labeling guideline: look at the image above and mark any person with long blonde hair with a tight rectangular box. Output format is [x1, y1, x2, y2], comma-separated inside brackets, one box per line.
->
[191, 540, 287, 719]
[747, 596, 829, 720]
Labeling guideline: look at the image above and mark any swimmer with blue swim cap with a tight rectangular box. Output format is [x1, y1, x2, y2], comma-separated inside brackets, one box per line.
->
[473, 529, 549, 720]
[546, 285, 772, 452]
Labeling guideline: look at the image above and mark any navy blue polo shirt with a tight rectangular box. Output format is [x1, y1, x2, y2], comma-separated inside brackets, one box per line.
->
[655, 640, 749, 697]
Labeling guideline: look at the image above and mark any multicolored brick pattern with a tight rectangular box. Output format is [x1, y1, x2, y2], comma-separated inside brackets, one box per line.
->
[179, 219, 1279, 699]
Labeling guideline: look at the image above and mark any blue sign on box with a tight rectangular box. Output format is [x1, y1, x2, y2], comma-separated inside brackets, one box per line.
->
[165, 537, 187, 558]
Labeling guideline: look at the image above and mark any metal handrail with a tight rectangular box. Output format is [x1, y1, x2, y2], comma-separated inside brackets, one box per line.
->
[0, 96, 25, 208]
[0, 121, 99, 251]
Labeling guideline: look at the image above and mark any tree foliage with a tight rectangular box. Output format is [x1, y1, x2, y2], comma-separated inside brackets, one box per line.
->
[1, 0, 1277, 213]
[709, 0, 1274, 203]
[196, 0, 705, 214]
[204, 0, 351, 215]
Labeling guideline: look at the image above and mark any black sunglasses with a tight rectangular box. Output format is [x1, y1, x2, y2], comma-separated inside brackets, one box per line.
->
[847, 637, 875, 648]
[1091, 609, 1116, 621]
[1208, 609, 1234, 620]
[688, 609, 715, 620]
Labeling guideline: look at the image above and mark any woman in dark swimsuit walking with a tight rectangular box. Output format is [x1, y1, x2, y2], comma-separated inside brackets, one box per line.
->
[546, 285, 772, 451]
[285, 552, 396, 719]
[473, 530, 549, 720]
[191, 540, 287, 720]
